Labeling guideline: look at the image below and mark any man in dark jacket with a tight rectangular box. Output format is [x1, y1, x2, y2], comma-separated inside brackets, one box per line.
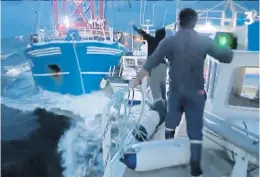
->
[133, 25, 167, 122]
[134, 26, 166, 57]
[130, 8, 234, 176]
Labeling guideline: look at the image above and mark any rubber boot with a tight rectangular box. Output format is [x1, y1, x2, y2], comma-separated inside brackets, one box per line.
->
[190, 144, 203, 176]
[165, 130, 175, 139]
[190, 161, 203, 177]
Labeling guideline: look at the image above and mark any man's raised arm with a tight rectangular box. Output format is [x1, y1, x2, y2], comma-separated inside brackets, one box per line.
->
[143, 38, 170, 73]
[133, 25, 154, 42]
[135, 38, 170, 82]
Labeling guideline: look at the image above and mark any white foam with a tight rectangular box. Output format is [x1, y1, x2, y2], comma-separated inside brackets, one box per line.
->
[1, 70, 143, 176]
[1, 52, 17, 60]
[2, 89, 110, 118]
[4, 63, 30, 77]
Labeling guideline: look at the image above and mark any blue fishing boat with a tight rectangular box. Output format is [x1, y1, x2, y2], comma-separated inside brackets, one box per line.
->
[24, 0, 126, 95]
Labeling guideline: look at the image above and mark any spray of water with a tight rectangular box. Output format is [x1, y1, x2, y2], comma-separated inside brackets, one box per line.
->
[1, 67, 142, 176]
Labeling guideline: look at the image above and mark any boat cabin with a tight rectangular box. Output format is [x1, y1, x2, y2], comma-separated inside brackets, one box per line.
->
[204, 51, 259, 119]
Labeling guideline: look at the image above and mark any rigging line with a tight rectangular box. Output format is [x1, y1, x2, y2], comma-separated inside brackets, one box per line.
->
[175, 0, 179, 22]
[112, 1, 117, 28]
[139, 0, 143, 25]
[116, 0, 120, 12]
[163, 8, 168, 27]
[127, 0, 132, 8]
[142, 0, 147, 24]
[104, 0, 107, 20]
[34, 0, 41, 33]
[203, 127, 259, 167]
[96, 0, 99, 19]
[203, 130, 237, 157]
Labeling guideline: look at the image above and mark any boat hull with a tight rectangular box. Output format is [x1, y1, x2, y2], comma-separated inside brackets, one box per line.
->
[24, 41, 124, 95]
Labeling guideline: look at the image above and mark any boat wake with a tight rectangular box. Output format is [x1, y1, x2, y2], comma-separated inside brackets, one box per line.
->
[1, 61, 142, 176]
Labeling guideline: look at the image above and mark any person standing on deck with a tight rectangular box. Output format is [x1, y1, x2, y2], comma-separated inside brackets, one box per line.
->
[133, 25, 167, 122]
[129, 8, 234, 176]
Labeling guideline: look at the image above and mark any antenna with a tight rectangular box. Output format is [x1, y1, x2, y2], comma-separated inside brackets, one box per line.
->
[34, 0, 41, 33]
[142, 0, 147, 24]
[140, 19, 154, 34]
[175, 0, 179, 22]
[139, 0, 143, 25]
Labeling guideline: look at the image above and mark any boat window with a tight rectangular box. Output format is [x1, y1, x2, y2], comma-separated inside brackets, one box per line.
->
[124, 58, 136, 68]
[228, 67, 259, 109]
[47, 64, 61, 79]
[204, 57, 219, 100]
[137, 58, 146, 66]
[48, 64, 61, 73]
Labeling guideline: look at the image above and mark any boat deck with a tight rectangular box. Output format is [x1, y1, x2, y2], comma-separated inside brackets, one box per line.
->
[124, 115, 259, 177]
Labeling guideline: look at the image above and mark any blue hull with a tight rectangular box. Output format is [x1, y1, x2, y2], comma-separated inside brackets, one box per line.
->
[25, 41, 124, 95]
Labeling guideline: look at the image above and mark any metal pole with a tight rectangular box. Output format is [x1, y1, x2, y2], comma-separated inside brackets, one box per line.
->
[163, 8, 168, 27]
[142, 0, 147, 24]
[198, 1, 226, 17]
[132, 27, 134, 51]
[152, 4, 155, 25]
[140, 0, 143, 25]
[175, 0, 179, 22]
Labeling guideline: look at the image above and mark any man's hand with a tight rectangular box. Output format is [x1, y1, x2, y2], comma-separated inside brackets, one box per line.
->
[128, 68, 149, 88]
[133, 25, 139, 32]
[133, 25, 143, 34]
[128, 78, 141, 88]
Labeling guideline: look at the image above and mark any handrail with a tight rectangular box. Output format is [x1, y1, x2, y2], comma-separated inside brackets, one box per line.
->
[34, 24, 114, 43]
[101, 79, 147, 176]
[101, 88, 128, 176]
[204, 111, 259, 159]
[101, 87, 133, 176]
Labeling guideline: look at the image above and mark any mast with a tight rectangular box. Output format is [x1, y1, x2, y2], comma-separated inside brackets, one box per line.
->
[52, 0, 107, 36]
[63, 0, 66, 16]
[53, 0, 59, 30]
[99, 0, 104, 19]
[34, 0, 41, 33]
[90, 0, 95, 20]
[140, 19, 153, 34]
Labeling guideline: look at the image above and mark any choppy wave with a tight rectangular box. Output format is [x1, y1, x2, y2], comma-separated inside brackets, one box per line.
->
[1, 52, 19, 60]
[1, 58, 143, 176]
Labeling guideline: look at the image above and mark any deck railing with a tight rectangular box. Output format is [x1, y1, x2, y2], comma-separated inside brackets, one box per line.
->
[35, 25, 114, 43]
[108, 56, 147, 77]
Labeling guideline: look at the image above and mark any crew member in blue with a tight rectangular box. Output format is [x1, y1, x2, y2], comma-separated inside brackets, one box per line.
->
[129, 8, 234, 176]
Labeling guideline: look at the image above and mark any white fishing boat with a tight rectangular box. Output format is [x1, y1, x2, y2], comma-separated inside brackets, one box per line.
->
[100, 20, 155, 106]
[95, 0, 259, 177]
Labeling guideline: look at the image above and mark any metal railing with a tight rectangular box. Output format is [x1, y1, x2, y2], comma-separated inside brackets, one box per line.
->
[35, 24, 114, 43]
[108, 56, 147, 77]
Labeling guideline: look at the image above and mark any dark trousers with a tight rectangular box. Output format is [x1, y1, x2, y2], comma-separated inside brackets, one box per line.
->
[165, 90, 206, 163]
[149, 63, 167, 102]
